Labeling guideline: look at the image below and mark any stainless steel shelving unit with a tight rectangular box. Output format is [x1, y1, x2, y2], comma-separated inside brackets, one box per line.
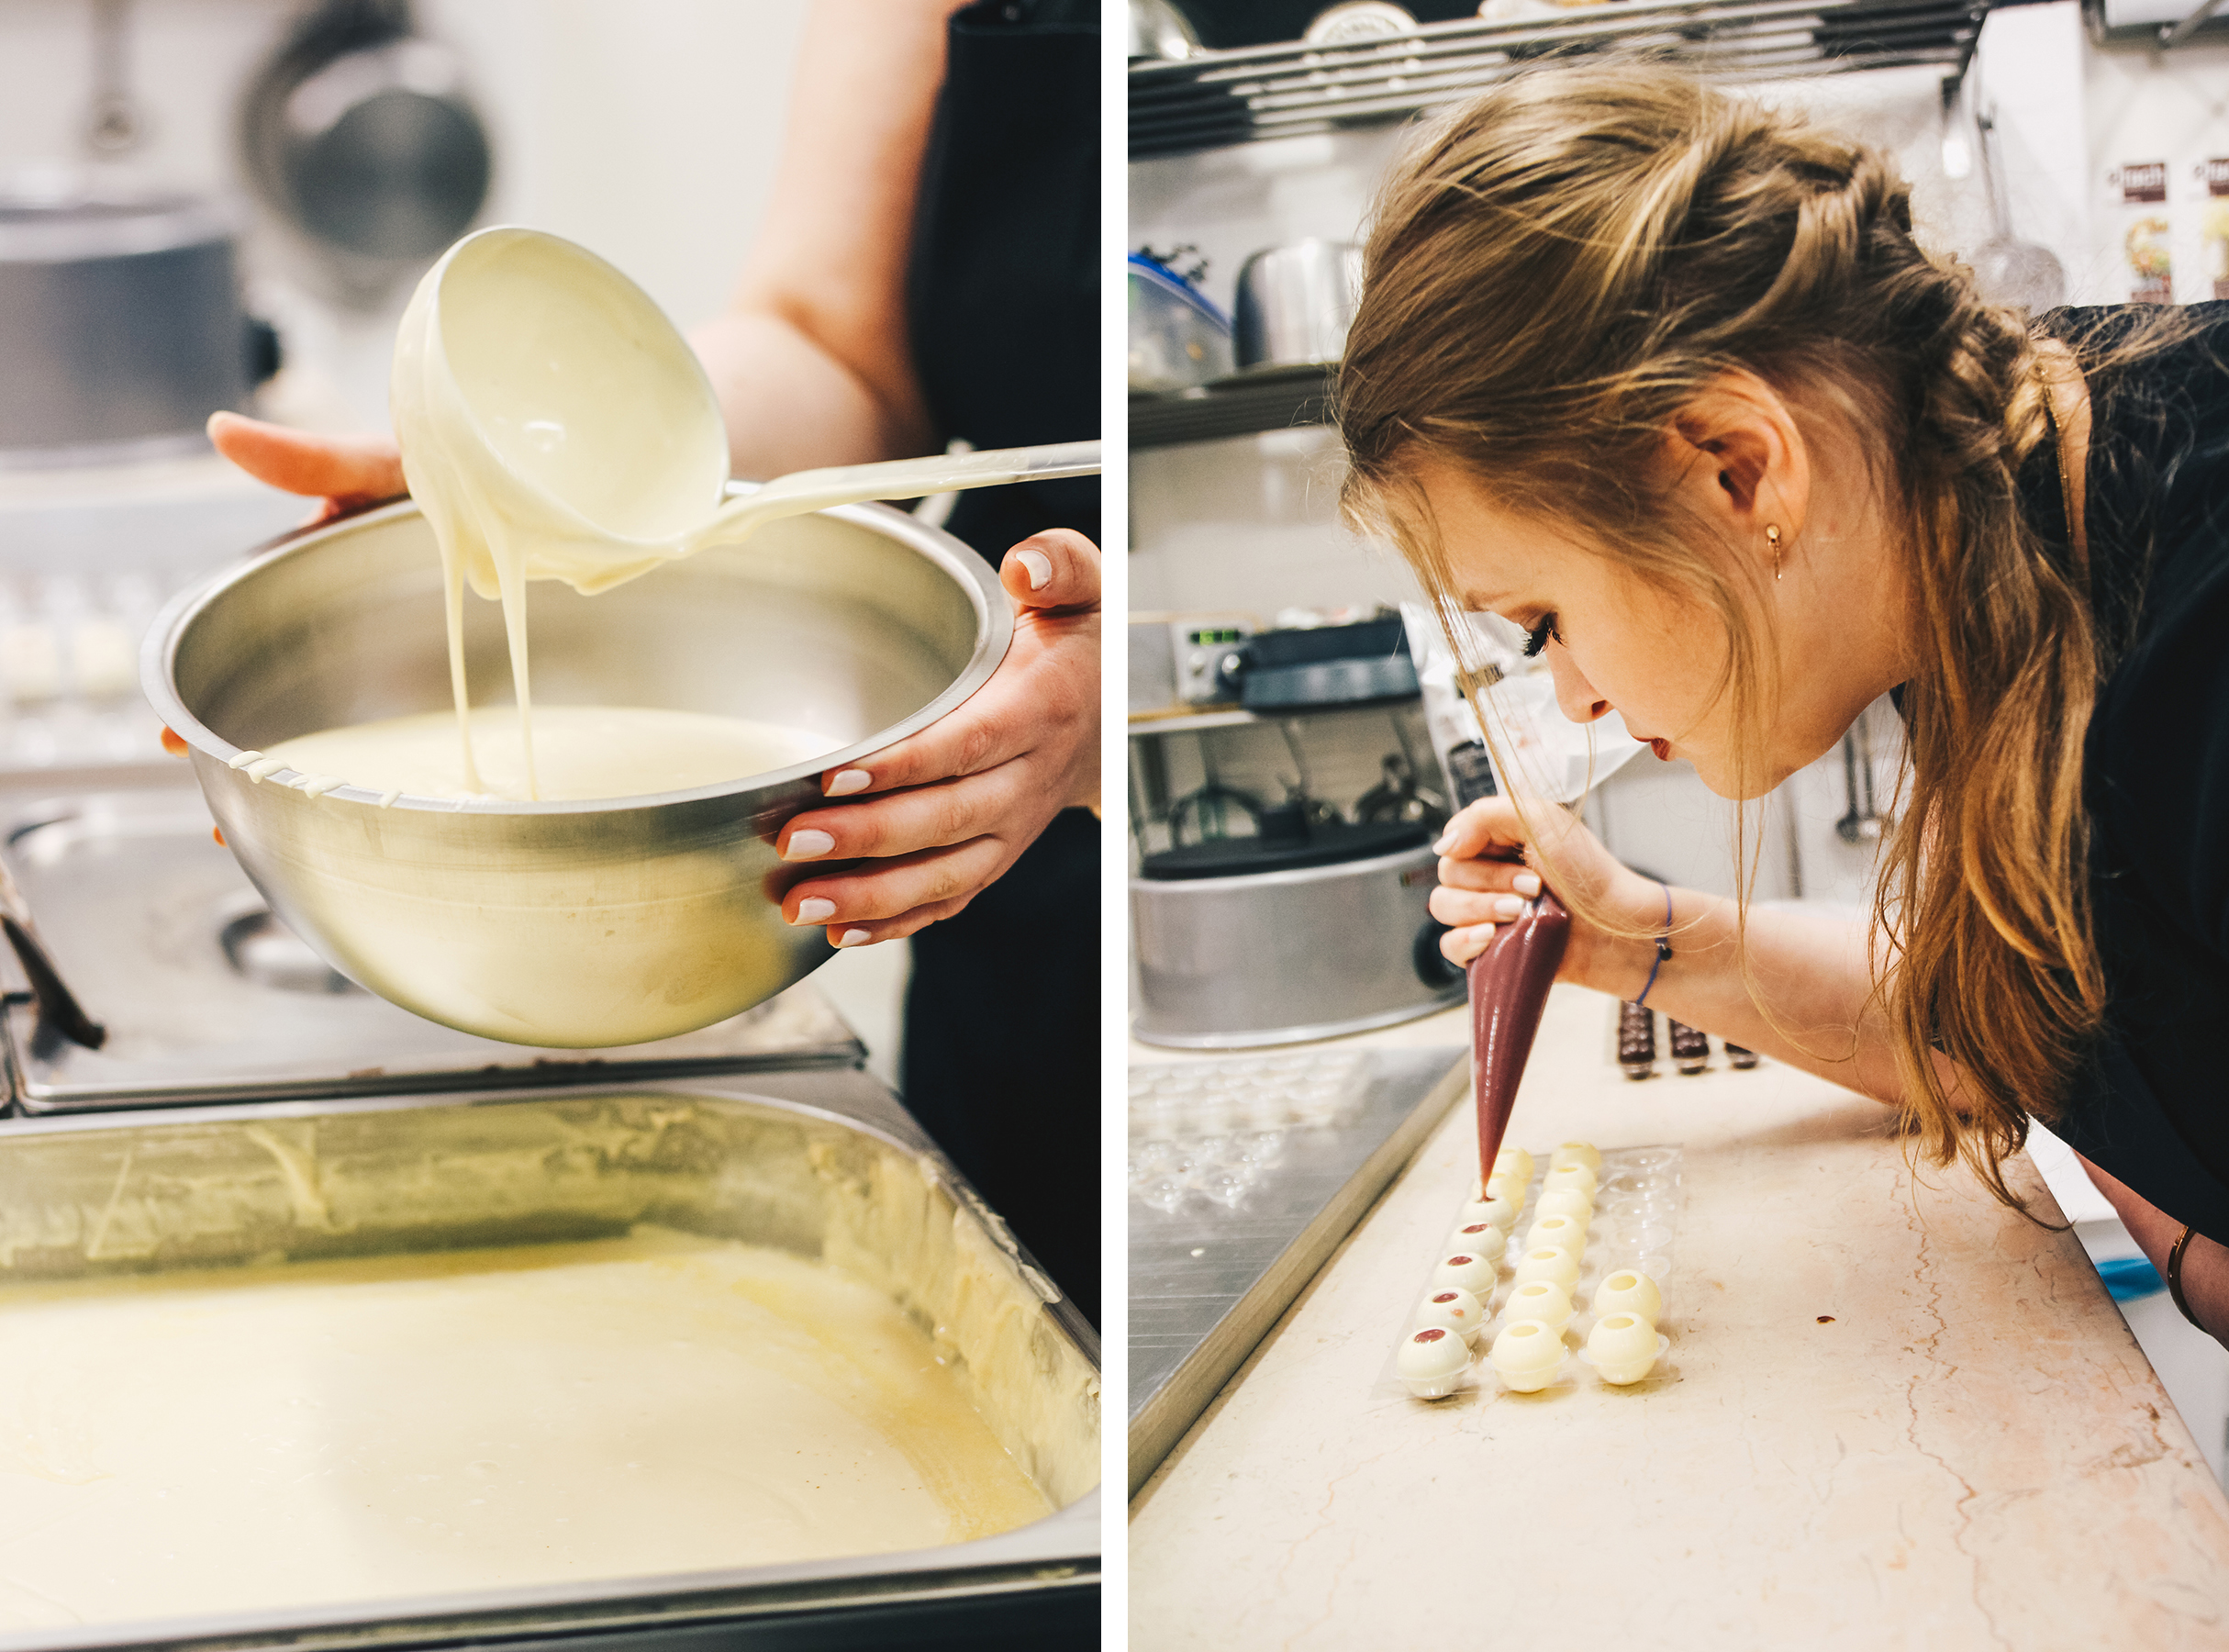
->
[1130, 0, 2001, 161]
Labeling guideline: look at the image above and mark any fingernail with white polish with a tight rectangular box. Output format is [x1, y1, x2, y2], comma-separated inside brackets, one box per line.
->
[1015, 547, 1052, 590]
[785, 829, 836, 860]
[1512, 871, 1542, 896]
[1432, 833, 1456, 855]
[825, 768, 872, 797]
[1493, 895, 1524, 921]
[794, 897, 836, 923]
[836, 928, 873, 947]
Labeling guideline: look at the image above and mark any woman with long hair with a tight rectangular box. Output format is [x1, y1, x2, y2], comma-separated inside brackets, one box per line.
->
[1338, 63, 2229, 1343]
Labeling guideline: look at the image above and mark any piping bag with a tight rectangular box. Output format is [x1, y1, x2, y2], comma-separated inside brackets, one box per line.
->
[1467, 887, 1570, 1192]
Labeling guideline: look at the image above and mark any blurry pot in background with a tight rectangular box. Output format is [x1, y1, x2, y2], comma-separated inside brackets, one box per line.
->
[1128, 0, 1203, 59]
[1233, 239, 1363, 369]
[0, 193, 277, 468]
[240, 0, 492, 308]
[1129, 251, 1234, 391]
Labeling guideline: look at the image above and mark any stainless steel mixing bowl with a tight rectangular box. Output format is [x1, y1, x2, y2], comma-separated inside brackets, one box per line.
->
[143, 491, 1010, 1048]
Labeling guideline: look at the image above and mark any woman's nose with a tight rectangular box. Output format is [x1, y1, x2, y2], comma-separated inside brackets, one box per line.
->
[1547, 647, 1614, 723]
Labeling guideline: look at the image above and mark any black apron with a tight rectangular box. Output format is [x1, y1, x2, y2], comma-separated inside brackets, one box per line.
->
[899, 0, 1099, 1325]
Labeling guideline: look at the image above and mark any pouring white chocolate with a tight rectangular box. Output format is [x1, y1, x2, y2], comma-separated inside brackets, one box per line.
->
[260, 706, 841, 805]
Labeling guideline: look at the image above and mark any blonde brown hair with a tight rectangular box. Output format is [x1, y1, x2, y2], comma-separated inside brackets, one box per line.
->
[1338, 64, 2117, 1209]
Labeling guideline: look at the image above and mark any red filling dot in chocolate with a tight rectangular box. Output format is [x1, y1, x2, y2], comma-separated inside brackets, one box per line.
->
[1446, 1256, 1475, 1267]
[1431, 1292, 1458, 1304]
[1414, 1327, 1447, 1343]
[1459, 1224, 1489, 1236]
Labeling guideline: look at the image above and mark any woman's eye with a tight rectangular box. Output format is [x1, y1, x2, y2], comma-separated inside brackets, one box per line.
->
[1521, 618, 1561, 658]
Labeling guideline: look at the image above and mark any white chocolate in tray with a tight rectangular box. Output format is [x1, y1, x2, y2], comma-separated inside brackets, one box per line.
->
[1383, 1142, 1682, 1401]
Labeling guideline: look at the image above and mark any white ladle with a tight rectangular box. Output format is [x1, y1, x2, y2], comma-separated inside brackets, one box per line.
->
[392, 224, 1100, 600]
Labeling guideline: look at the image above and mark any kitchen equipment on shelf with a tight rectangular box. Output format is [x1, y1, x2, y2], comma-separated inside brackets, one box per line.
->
[240, 0, 492, 303]
[1131, 808, 1464, 1047]
[1128, 0, 1203, 58]
[1304, 1, 1420, 42]
[144, 488, 1011, 1050]
[1129, 248, 1234, 391]
[1836, 709, 1890, 843]
[1232, 239, 1365, 370]
[0, 192, 278, 466]
[1353, 749, 1447, 828]
[1233, 614, 1418, 711]
[1172, 612, 1254, 704]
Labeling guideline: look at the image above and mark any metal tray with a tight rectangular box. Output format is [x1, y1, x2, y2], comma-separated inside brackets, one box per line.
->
[0, 789, 864, 1111]
[0, 1068, 1099, 1650]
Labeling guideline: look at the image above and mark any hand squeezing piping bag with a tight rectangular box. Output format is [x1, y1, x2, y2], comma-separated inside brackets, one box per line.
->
[1467, 888, 1570, 1193]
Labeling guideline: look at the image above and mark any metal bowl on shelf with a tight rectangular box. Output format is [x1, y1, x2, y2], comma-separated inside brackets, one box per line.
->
[143, 490, 1009, 1049]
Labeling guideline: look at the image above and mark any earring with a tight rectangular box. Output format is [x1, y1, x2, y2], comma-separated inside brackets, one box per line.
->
[1766, 523, 1783, 581]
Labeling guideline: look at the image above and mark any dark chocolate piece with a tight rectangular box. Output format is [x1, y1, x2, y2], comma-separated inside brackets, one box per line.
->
[1725, 1043, 1759, 1069]
[1667, 1018, 1710, 1074]
[1617, 999, 1656, 1079]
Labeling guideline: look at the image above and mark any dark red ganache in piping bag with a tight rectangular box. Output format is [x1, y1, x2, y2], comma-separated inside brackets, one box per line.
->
[1466, 888, 1571, 1193]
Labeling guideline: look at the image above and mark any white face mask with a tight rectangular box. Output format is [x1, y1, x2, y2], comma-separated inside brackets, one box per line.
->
[1403, 602, 1641, 807]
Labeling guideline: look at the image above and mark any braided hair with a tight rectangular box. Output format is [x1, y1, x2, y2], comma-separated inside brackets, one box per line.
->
[1339, 64, 2110, 1211]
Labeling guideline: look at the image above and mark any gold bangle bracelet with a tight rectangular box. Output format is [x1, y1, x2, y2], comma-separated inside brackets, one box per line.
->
[2168, 1222, 2201, 1331]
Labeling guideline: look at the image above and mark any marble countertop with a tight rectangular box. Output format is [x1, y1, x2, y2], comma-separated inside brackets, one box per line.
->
[1129, 986, 2229, 1646]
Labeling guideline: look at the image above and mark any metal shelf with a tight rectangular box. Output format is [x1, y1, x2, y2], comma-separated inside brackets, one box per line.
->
[1129, 0, 1995, 160]
[1130, 365, 1335, 450]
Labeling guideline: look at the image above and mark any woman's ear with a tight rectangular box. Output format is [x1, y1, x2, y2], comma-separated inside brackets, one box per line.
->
[1662, 371, 1810, 561]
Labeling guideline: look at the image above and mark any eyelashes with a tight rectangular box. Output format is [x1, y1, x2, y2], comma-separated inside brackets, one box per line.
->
[1521, 617, 1562, 658]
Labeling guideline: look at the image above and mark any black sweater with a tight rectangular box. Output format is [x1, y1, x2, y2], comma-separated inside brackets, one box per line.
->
[2011, 303, 2229, 1238]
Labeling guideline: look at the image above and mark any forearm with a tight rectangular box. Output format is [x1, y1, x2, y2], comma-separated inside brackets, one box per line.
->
[2078, 1154, 2229, 1348]
[687, 309, 932, 479]
[693, 0, 957, 480]
[1574, 880, 1909, 1101]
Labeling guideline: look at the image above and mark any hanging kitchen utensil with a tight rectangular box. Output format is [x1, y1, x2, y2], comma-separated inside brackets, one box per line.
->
[1835, 709, 1891, 844]
[1969, 103, 2067, 313]
[0, 855, 105, 1050]
[84, 0, 140, 156]
[239, 0, 491, 304]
